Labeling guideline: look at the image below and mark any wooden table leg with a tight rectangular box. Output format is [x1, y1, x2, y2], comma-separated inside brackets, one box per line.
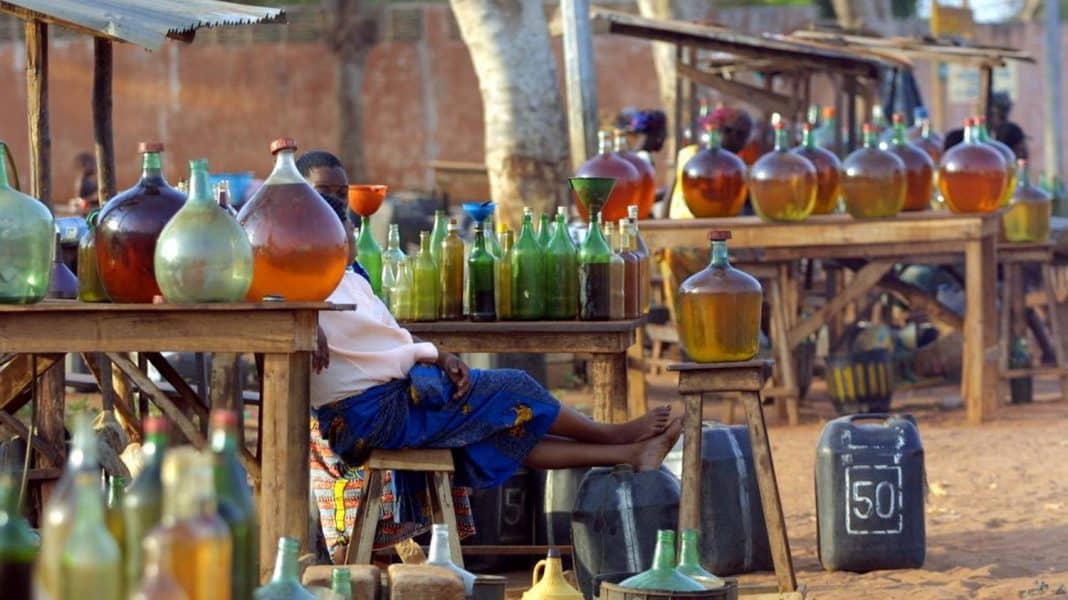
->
[259, 352, 311, 583]
[767, 277, 799, 425]
[626, 330, 647, 419]
[741, 390, 796, 593]
[36, 358, 66, 504]
[590, 353, 628, 424]
[679, 392, 703, 532]
[1042, 264, 1068, 401]
[964, 237, 998, 423]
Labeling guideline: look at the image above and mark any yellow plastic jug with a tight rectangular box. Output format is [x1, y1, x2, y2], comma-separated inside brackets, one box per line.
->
[522, 548, 583, 600]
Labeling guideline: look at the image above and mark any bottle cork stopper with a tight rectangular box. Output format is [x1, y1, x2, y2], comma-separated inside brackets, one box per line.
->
[893, 113, 905, 124]
[210, 409, 239, 428]
[708, 230, 732, 241]
[862, 123, 876, 134]
[139, 142, 164, 153]
[269, 137, 298, 154]
[963, 117, 976, 127]
[143, 416, 168, 435]
[773, 120, 787, 130]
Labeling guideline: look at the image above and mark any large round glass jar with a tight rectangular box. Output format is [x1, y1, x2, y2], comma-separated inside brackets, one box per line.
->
[96, 142, 187, 303]
[1003, 159, 1051, 243]
[791, 123, 841, 215]
[613, 131, 656, 219]
[750, 121, 817, 222]
[976, 117, 1016, 206]
[938, 119, 1007, 214]
[885, 114, 935, 212]
[0, 142, 53, 304]
[574, 131, 641, 223]
[677, 230, 762, 363]
[680, 129, 748, 218]
[237, 138, 349, 302]
[842, 124, 907, 218]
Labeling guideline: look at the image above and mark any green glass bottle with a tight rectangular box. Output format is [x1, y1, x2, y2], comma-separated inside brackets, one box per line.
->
[356, 215, 384, 298]
[429, 209, 448, 265]
[390, 256, 414, 321]
[254, 537, 315, 600]
[0, 142, 54, 304]
[0, 471, 36, 600]
[496, 228, 514, 320]
[61, 471, 122, 600]
[626, 205, 651, 315]
[154, 159, 253, 303]
[413, 231, 440, 321]
[468, 222, 496, 322]
[536, 212, 552, 248]
[77, 210, 109, 302]
[486, 217, 503, 258]
[618, 530, 704, 592]
[440, 218, 465, 320]
[382, 223, 406, 309]
[331, 567, 353, 600]
[123, 416, 168, 593]
[37, 414, 98, 599]
[210, 410, 258, 600]
[675, 528, 725, 589]
[511, 208, 546, 320]
[105, 474, 125, 597]
[545, 207, 578, 320]
[578, 211, 614, 321]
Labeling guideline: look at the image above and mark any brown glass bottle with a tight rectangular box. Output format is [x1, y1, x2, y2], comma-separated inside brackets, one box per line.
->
[617, 220, 641, 319]
[792, 124, 842, 215]
[842, 123, 907, 218]
[575, 131, 641, 223]
[750, 121, 817, 222]
[680, 128, 748, 218]
[938, 118, 1007, 214]
[96, 143, 186, 303]
[886, 114, 935, 212]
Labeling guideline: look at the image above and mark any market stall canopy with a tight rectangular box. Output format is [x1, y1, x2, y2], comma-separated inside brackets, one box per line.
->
[785, 29, 1034, 68]
[0, 0, 286, 51]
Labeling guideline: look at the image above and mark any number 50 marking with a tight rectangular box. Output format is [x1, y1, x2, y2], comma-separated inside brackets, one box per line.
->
[845, 465, 904, 534]
[852, 480, 897, 519]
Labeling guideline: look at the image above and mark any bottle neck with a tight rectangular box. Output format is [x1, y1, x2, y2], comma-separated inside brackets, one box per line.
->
[862, 130, 877, 149]
[651, 531, 677, 570]
[271, 539, 302, 583]
[706, 129, 722, 150]
[964, 125, 978, 144]
[141, 152, 166, 184]
[977, 123, 991, 141]
[142, 432, 167, 467]
[210, 423, 238, 455]
[773, 127, 788, 152]
[892, 121, 907, 145]
[0, 145, 11, 188]
[1019, 162, 1031, 187]
[188, 160, 212, 205]
[387, 226, 400, 251]
[678, 530, 701, 567]
[613, 132, 629, 153]
[801, 127, 815, 148]
[72, 473, 106, 530]
[921, 119, 933, 139]
[419, 233, 431, 254]
[520, 213, 535, 237]
[500, 232, 514, 253]
[710, 240, 729, 267]
[360, 215, 373, 233]
[268, 149, 305, 184]
[598, 132, 612, 155]
[473, 225, 487, 250]
[428, 529, 454, 565]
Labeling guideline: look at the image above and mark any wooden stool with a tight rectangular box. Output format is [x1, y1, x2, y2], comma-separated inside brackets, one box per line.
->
[346, 448, 464, 567]
[669, 360, 800, 598]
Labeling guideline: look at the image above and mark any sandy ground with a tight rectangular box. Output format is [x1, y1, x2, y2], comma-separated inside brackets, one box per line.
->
[553, 373, 1068, 600]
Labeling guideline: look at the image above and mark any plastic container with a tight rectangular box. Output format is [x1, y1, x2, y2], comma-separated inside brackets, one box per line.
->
[825, 349, 893, 415]
[538, 467, 590, 547]
[462, 468, 536, 573]
[816, 414, 925, 572]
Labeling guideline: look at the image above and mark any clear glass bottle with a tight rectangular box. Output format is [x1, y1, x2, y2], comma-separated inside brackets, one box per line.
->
[578, 211, 614, 321]
[236, 138, 349, 302]
[511, 208, 546, 320]
[0, 471, 36, 600]
[440, 218, 465, 320]
[48, 233, 79, 299]
[618, 530, 704, 592]
[675, 528, 725, 589]
[105, 474, 125, 591]
[976, 117, 1017, 206]
[792, 124, 842, 215]
[468, 222, 496, 322]
[575, 131, 641, 223]
[124, 416, 168, 592]
[96, 142, 186, 303]
[678, 230, 763, 362]
[680, 128, 749, 218]
[627, 205, 651, 315]
[413, 232, 440, 321]
[885, 114, 935, 212]
[210, 410, 258, 600]
[390, 256, 414, 321]
[382, 224, 406, 309]
[254, 537, 315, 600]
[355, 215, 384, 298]
[130, 536, 188, 600]
[155, 159, 254, 303]
[331, 567, 352, 600]
[495, 228, 514, 320]
[750, 121, 817, 222]
[842, 123, 907, 218]
[618, 220, 641, 319]
[614, 130, 656, 218]
[938, 118, 1007, 214]
[544, 207, 578, 320]
[61, 470, 122, 600]
[216, 181, 238, 217]
[77, 210, 109, 302]
[36, 414, 98, 599]
[425, 524, 475, 597]
[1003, 159, 1052, 243]
[429, 209, 448, 266]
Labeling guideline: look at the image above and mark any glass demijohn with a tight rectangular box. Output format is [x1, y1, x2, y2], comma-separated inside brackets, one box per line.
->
[842, 123, 907, 218]
[575, 131, 641, 223]
[618, 530, 704, 591]
[938, 118, 1007, 214]
[426, 524, 476, 597]
[681, 128, 749, 218]
[614, 130, 656, 218]
[1003, 159, 1052, 243]
[676, 528, 725, 589]
[254, 537, 315, 600]
[749, 121, 818, 222]
[0, 141, 52, 304]
[792, 124, 842, 215]
[977, 117, 1017, 206]
[885, 114, 935, 212]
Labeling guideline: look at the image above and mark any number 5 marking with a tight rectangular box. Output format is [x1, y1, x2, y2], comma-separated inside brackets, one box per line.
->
[852, 480, 874, 519]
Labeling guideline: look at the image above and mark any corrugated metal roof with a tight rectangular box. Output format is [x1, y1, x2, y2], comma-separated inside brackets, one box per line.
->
[0, 0, 285, 50]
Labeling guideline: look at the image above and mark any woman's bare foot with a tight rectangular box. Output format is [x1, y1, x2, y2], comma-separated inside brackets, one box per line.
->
[633, 418, 683, 472]
[611, 404, 673, 444]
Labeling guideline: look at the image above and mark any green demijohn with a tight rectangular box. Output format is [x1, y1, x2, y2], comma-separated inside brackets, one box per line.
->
[0, 471, 36, 600]
[618, 530, 705, 591]
[254, 537, 315, 600]
[413, 231, 440, 321]
[60, 471, 122, 600]
[78, 210, 109, 302]
[0, 141, 54, 304]
[210, 410, 258, 600]
[154, 159, 254, 303]
[468, 222, 496, 322]
[440, 218, 465, 320]
[355, 215, 384, 298]
[675, 528, 726, 589]
[123, 416, 168, 593]
[511, 208, 547, 319]
[545, 207, 578, 320]
[571, 177, 616, 321]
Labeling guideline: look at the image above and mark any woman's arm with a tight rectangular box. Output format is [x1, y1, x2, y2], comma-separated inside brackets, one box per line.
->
[412, 335, 471, 399]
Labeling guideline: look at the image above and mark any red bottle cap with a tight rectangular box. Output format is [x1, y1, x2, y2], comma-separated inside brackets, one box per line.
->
[210, 409, 239, 428]
[138, 142, 164, 153]
[822, 106, 836, 118]
[862, 123, 876, 134]
[708, 230, 732, 241]
[802, 122, 813, 132]
[893, 113, 905, 124]
[963, 117, 976, 127]
[975, 115, 987, 124]
[773, 120, 787, 130]
[269, 137, 298, 154]
[143, 416, 168, 435]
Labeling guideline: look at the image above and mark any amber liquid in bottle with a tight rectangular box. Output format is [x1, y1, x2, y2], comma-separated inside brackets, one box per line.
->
[575, 131, 642, 223]
[749, 122, 818, 222]
[938, 119, 1007, 214]
[680, 129, 749, 218]
[792, 125, 842, 215]
[618, 221, 641, 319]
[842, 124, 907, 218]
[887, 114, 935, 212]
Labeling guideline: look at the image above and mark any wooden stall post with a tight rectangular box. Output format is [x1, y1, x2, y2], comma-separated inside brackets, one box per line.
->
[561, 0, 598, 170]
[25, 19, 50, 204]
[92, 37, 116, 204]
[978, 65, 993, 127]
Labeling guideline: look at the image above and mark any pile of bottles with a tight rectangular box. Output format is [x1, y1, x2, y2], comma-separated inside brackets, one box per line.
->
[365, 204, 651, 322]
[0, 410, 348, 600]
[615, 529, 726, 592]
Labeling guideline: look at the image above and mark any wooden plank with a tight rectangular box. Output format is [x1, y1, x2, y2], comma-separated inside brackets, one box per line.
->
[92, 37, 115, 204]
[677, 63, 799, 116]
[786, 260, 895, 348]
[347, 468, 383, 565]
[35, 362, 65, 504]
[367, 449, 455, 472]
[404, 319, 644, 335]
[768, 279, 799, 425]
[410, 331, 634, 355]
[0, 301, 351, 313]
[143, 352, 210, 423]
[964, 236, 999, 424]
[25, 19, 50, 205]
[106, 352, 206, 447]
[81, 352, 140, 443]
[259, 352, 311, 581]
[740, 391, 797, 593]
[0, 410, 62, 467]
[0, 354, 62, 411]
[675, 368, 768, 394]
[590, 353, 628, 423]
[678, 393, 703, 532]
[561, 0, 598, 169]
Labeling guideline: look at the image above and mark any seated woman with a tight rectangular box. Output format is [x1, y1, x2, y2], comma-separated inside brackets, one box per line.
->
[302, 152, 682, 559]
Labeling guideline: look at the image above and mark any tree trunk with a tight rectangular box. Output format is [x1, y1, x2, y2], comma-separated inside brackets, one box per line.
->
[329, 0, 379, 183]
[449, 0, 568, 229]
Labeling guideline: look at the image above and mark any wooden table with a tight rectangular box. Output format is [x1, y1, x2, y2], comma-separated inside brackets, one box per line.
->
[0, 300, 348, 582]
[404, 319, 644, 423]
[643, 212, 1000, 424]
